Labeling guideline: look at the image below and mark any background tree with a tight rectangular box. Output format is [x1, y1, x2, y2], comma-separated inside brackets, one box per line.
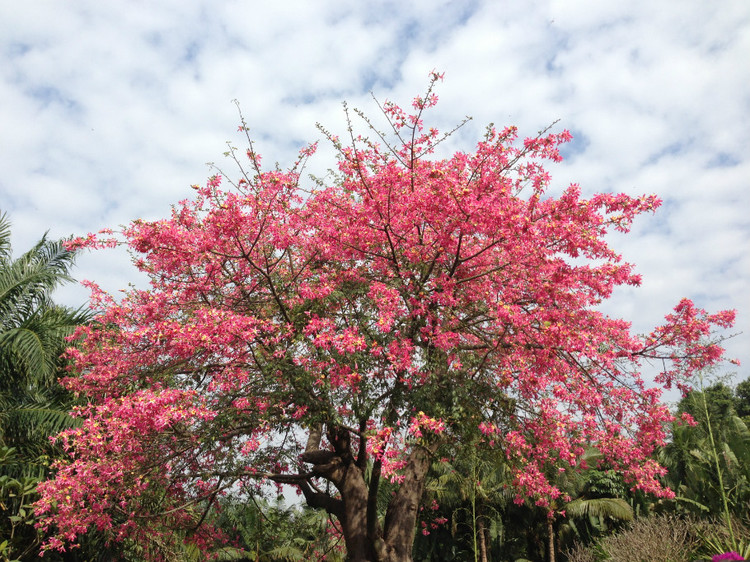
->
[0, 211, 89, 468]
[553, 465, 633, 561]
[0, 212, 94, 560]
[35, 75, 736, 562]
[414, 436, 511, 562]
[209, 495, 346, 561]
[733, 377, 750, 425]
[659, 379, 750, 555]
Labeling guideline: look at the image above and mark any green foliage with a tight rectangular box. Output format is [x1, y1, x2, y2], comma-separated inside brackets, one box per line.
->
[212, 496, 345, 561]
[661, 382, 750, 519]
[413, 445, 639, 562]
[414, 439, 513, 561]
[678, 383, 736, 429]
[696, 517, 750, 560]
[0, 213, 96, 560]
[565, 498, 633, 523]
[0, 447, 41, 561]
[0, 212, 90, 472]
[734, 377, 750, 424]
[0, 213, 84, 384]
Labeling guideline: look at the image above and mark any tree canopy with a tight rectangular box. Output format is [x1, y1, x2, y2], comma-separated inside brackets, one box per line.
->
[35, 75, 735, 561]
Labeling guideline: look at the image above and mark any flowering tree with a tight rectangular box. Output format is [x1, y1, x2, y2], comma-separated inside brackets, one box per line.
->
[36, 74, 735, 561]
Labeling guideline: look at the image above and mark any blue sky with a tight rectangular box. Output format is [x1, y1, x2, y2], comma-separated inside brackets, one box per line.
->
[1, 0, 748, 393]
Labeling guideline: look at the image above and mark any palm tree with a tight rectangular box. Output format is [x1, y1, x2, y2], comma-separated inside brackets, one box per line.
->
[1, 212, 82, 383]
[209, 496, 347, 561]
[0, 211, 90, 474]
[541, 450, 634, 562]
[0, 212, 93, 560]
[414, 439, 514, 562]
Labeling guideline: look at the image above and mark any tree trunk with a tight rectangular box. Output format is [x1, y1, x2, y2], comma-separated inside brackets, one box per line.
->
[477, 513, 489, 562]
[547, 517, 555, 562]
[381, 446, 434, 562]
[294, 425, 436, 562]
[338, 462, 375, 561]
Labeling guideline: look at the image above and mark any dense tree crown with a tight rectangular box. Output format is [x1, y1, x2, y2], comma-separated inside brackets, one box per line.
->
[36, 75, 735, 560]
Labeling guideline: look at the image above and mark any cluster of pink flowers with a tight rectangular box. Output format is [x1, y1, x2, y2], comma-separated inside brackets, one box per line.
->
[408, 411, 447, 439]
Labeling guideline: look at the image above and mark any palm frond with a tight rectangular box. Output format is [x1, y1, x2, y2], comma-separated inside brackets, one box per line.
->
[671, 495, 710, 512]
[0, 211, 11, 263]
[266, 543, 306, 561]
[1, 304, 90, 386]
[0, 234, 79, 329]
[214, 547, 252, 561]
[3, 402, 80, 434]
[0, 326, 53, 385]
[565, 497, 633, 522]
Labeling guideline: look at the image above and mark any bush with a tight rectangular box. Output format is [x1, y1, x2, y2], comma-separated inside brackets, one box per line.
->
[567, 515, 750, 562]
[567, 514, 702, 562]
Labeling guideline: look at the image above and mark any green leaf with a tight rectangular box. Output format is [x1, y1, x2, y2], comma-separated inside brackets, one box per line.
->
[565, 497, 633, 521]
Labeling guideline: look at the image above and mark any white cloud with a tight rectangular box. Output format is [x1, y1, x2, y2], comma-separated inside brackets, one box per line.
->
[1, 0, 748, 382]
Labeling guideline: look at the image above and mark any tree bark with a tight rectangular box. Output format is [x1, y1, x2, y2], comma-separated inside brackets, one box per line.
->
[381, 446, 434, 562]
[338, 462, 374, 561]
[477, 513, 489, 562]
[547, 517, 555, 562]
[296, 424, 436, 562]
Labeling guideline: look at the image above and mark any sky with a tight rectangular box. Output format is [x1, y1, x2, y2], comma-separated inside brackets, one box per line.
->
[1, 1, 748, 396]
